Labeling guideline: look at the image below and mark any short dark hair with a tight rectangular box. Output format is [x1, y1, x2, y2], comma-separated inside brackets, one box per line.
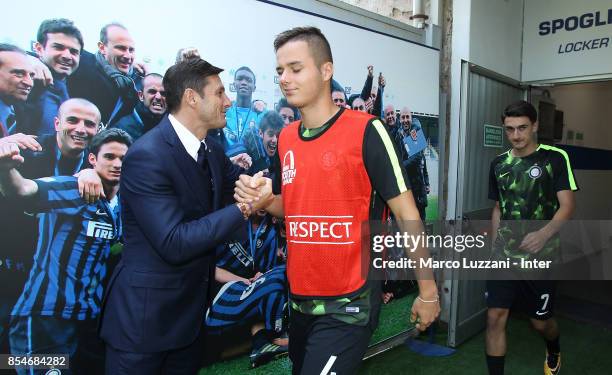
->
[0, 43, 25, 54]
[234, 66, 255, 82]
[37, 18, 84, 49]
[502, 100, 538, 123]
[348, 94, 361, 107]
[259, 111, 284, 133]
[99, 22, 127, 45]
[0, 44, 26, 68]
[274, 26, 333, 66]
[275, 98, 299, 119]
[163, 58, 223, 113]
[89, 128, 132, 157]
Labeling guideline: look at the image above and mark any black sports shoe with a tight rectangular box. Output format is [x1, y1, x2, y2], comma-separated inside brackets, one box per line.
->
[249, 341, 288, 368]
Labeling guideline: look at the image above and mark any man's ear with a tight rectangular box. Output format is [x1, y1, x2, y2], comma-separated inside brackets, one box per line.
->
[184, 88, 197, 108]
[88, 152, 96, 168]
[138, 90, 144, 102]
[532, 121, 539, 134]
[97, 41, 106, 56]
[321, 62, 334, 82]
[54, 116, 60, 132]
[34, 42, 44, 58]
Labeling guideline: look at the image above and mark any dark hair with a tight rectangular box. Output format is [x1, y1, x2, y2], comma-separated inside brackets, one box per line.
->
[502, 100, 537, 123]
[0, 43, 25, 54]
[163, 58, 223, 113]
[89, 128, 132, 157]
[234, 66, 255, 83]
[275, 98, 299, 119]
[259, 111, 284, 133]
[0, 44, 26, 68]
[348, 94, 361, 107]
[331, 78, 347, 103]
[273, 26, 333, 66]
[100, 22, 127, 45]
[37, 18, 84, 49]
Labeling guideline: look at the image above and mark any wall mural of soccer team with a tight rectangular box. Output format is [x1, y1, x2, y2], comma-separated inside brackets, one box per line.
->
[0, 13, 439, 372]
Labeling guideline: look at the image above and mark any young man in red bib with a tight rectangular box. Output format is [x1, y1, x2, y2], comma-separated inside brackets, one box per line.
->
[235, 27, 440, 374]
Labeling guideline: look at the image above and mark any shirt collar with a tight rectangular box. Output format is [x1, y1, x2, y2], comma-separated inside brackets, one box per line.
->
[168, 114, 205, 162]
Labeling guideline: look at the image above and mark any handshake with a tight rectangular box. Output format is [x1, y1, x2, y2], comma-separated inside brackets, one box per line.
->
[233, 171, 275, 217]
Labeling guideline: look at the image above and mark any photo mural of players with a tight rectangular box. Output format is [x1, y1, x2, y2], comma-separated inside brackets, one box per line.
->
[1, 1, 441, 373]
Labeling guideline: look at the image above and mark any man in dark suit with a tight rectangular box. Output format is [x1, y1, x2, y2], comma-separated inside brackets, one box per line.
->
[99, 58, 272, 374]
[67, 23, 141, 128]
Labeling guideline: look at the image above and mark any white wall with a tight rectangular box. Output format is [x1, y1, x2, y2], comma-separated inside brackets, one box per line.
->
[469, 0, 524, 81]
[447, 0, 524, 220]
[549, 81, 612, 150]
[446, 0, 472, 220]
[549, 81, 612, 220]
[522, 0, 612, 83]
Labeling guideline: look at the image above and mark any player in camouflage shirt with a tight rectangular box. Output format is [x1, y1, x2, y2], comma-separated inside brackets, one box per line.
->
[486, 100, 577, 375]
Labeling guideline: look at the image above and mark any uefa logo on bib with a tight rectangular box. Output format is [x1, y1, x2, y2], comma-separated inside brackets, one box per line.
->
[282, 150, 297, 185]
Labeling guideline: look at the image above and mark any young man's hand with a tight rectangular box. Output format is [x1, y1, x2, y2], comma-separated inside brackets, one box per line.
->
[2, 133, 41, 151]
[519, 229, 551, 253]
[229, 153, 253, 170]
[0, 141, 24, 170]
[234, 171, 273, 210]
[410, 294, 440, 331]
[27, 54, 53, 86]
[76, 168, 105, 203]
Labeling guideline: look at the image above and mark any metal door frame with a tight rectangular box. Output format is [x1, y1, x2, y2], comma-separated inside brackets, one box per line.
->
[447, 61, 526, 347]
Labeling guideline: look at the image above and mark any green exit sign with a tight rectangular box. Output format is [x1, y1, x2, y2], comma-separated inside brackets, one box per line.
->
[484, 124, 503, 148]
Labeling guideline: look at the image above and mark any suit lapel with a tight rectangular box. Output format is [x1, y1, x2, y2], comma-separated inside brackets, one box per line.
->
[161, 119, 212, 210]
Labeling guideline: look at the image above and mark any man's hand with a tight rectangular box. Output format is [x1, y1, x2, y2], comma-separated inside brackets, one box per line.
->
[519, 229, 550, 254]
[0, 141, 25, 170]
[234, 171, 265, 203]
[229, 152, 253, 170]
[253, 100, 266, 113]
[133, 61, 149, 76]
[234, 171, 273, 209]
[410, 294, 440, 331]
[2, 133, 41, 152]
[177, 47, 201, 63]
[365, 98, 374, 112]
[367, 65, 374, 77]
[378, 73, 386, 88]
[27, 54, 53, 86]
[76, 168, 105, 203]
[249, 272, 263, 283]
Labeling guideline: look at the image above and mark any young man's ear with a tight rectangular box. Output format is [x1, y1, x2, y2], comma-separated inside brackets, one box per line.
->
[33, 42, 44, 58]
[320, 62, 334, 82]
[138, 90, 144, 102]
[532, 121, 539, 134]
[88, 152, 97, 167]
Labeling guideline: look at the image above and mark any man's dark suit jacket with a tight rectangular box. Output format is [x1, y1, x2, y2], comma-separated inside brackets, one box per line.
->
[67, 50, 137, 126]
[99, 116, 245, 352]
